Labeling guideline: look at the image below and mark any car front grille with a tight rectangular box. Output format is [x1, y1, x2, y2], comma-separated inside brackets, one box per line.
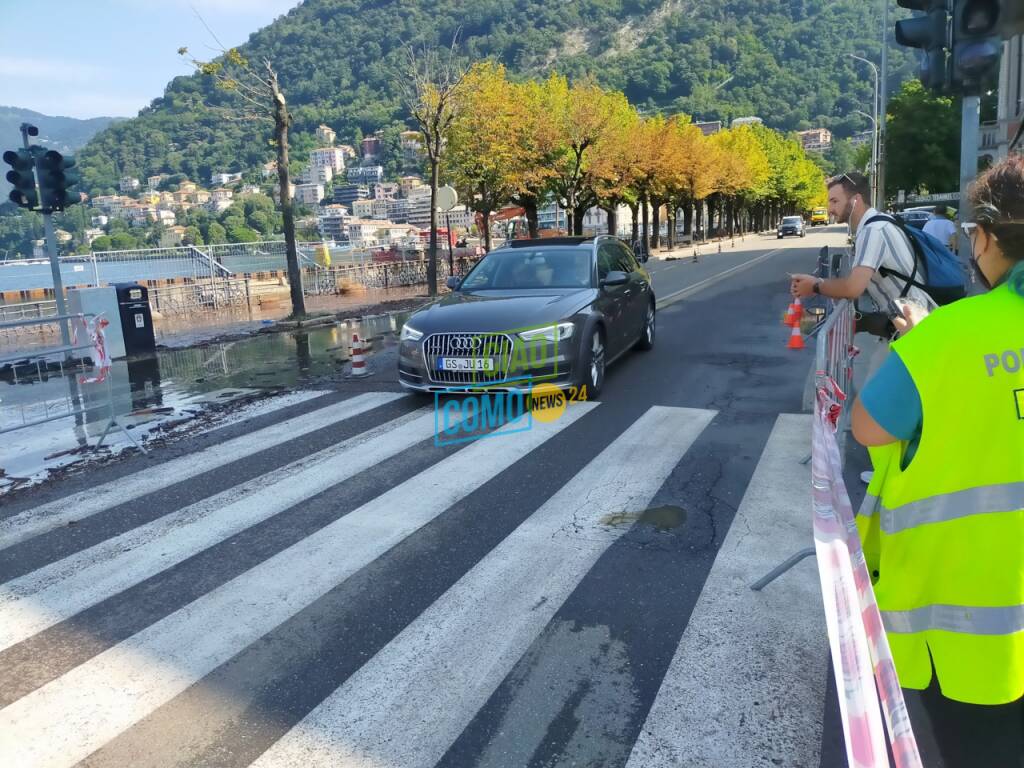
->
[423, 332, 515, 386]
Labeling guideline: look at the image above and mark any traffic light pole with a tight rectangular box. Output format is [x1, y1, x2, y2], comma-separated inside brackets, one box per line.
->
[21, 125, 71, 351]
[959, 95, 981, 263]
[878, 0, 890, 207]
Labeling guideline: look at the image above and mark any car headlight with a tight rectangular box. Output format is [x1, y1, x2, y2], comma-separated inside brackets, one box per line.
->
[518, 322, 574, 343]
[400, 323, 423, 342]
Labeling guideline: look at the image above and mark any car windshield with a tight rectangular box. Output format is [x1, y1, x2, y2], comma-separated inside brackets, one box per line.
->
[783, 217, 801, 225]
[458, 248, 593, 290]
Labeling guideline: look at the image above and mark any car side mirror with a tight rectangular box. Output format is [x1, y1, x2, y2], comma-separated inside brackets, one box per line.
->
[600, 270, 628, 288]
[445, 276, 461, 290]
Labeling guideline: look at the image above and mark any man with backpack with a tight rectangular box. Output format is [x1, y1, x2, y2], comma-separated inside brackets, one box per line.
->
[789, 172, 964, 323]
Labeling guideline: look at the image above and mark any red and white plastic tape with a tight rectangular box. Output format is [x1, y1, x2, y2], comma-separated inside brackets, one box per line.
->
[812, 380, 922, 768]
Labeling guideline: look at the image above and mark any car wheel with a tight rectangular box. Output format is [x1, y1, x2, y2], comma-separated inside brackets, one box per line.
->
[635, 301, 655, 351]
[579, 327, 606, 397]
[777, 234, 783, 239]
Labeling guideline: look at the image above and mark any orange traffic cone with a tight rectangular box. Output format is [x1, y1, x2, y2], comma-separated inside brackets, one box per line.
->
[350, 333, 369, 376]
[783, 300, 798, 326]
[788, 297, 804, 327]
[787, 323, 805, 350]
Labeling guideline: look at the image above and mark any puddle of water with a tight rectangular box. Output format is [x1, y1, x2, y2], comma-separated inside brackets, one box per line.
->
[0, 309, 414, 491]
[599, 505, 688, 532]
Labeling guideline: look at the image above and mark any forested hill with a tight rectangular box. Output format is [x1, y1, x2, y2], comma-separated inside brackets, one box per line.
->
[77, 0, 913, 195]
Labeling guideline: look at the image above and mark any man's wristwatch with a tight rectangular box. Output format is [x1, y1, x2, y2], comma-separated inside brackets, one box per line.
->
[812, 279, 823, 295]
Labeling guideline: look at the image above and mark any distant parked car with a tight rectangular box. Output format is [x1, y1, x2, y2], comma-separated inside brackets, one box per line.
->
[895, 210, 932, 230]
[777, 216, 806, 239]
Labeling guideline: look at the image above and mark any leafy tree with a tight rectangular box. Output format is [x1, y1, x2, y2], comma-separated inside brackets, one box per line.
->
[179, 45, 307, 317]
[207, 221, 228, 244]
[885, 80, 960, 196]
[395, 37, 466, 296]
[228, 224, 260, 243]
[110, 231, 138, 250]
[90, 235, 113, 252]
[183, 226, 204, 245]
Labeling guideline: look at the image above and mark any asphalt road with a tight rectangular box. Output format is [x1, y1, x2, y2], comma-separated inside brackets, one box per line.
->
[0, 226, 873, 768]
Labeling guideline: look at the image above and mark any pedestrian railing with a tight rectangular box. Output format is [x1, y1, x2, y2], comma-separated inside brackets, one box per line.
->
[0, 313, 142, 452]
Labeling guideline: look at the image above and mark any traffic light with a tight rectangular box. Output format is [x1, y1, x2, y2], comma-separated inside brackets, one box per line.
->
[2, 148, 38, 209]
[35, 150, 80, 212]
[896, 0, 952, 93]
[952, 0, 1003, 90]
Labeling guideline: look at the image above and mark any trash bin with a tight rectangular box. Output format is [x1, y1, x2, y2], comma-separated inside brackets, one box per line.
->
[113, 283, 156, 355]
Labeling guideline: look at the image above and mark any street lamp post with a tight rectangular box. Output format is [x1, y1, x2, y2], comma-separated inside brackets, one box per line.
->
[848, 54, 880, 205]
[853, 109, 879, 198]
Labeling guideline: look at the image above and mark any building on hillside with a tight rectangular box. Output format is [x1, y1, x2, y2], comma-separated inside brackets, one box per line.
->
[731, 116, 763, 127]
[400, 130, 424, 165]
[440, 205, 475, 232]
[161, 225, 188, 248]
[694, 121, 722, 136]
[193, 189, 211, 205]
[351, 199, 375, 218]
[54, 229, 73, 244]
[316, 124, 336, 146]
[400, 175, 424, 197]
[361, 134, 382, 162]
[347, 165, 384, 185]
[850, 130, 874, 147]
[156, 209, 176, 226]
[91, 214, 109, 227]
[310, 147, 346, 174]
[210, 188, 233, 203]
[179, 181, 198, 194]
[261, 161, 278, 179]
[240, 184, 261, 196]
[305, 164, 334, 185]
[146, 175, 164, 191]
[332, 183, 369, 208]
[797, 128, 833, 152]
[336, 144, 357, 162]
[345, 218, 387, 245]
[386, 198, 410, 224]
[210, 171, 244, 186]
[406, 187, 433, 228]
[371, 182, 399, 200]
[205, 198, 233, 214]
[272, 182, 296, 203]
[83, 227, 106, 245]
[294, 183, 325, 206]
[120, 176, 140, 193]
[317, 204, 349, 242]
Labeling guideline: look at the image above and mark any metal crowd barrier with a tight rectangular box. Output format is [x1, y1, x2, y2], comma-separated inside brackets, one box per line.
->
[0, 313, 143, 452]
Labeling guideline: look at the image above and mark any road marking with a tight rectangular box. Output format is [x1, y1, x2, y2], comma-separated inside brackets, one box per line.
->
[656, 248, 783, 309]
[250, 405, 716, 768]
[625, 414, 827, 768]
[0, 392, 405, 551]
[0, 408, 442, 653]
[0, 403, 597, 768]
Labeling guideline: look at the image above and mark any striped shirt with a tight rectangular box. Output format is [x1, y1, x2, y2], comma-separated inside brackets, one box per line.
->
[853, 208, 936, 310]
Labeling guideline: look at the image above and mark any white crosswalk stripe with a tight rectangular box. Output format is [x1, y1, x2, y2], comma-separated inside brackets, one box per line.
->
[250, 405, 715, 768]
[0, 392, 405, 550]
[625, 414, 827, 768]
[0, 393, 829, 768]
[0, 400, 596, 768]
[0, 407, 438, 652]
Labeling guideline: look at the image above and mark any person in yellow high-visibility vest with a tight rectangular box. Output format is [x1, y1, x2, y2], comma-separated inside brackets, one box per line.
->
[851, 155, 1024, 767]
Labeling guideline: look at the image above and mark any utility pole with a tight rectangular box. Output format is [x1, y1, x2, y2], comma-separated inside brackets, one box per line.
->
[848, 55, 881, 203]
[878, 0, 890, 208]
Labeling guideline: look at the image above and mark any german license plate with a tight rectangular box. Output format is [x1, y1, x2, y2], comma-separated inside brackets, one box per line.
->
[437, 357, 495, 372]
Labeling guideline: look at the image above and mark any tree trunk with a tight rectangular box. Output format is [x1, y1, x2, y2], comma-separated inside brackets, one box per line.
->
[271, 75, 306, 318]
[727, 200, 735, 237]
[428, 159, 439, 296]
[651, 200, 661, 250]
[695, 203, 703, 240]
[641, 194, 650, 250]
[604, 205, 617, 236]
[630, 202, 639, 245]
[516, 195, 539, 238]
[480, 205, 492, 252]
[666, 208, 675, 250]
[573, 203, 587, 236]
[683, 203, 693, 237]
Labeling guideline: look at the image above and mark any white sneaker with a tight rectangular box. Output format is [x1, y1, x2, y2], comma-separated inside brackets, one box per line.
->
[860, 471, 874, 484]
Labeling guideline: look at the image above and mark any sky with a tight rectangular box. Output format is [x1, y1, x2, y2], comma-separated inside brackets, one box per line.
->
[0, 0, 304, 120]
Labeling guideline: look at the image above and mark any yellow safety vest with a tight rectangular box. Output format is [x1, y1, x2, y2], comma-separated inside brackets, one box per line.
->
[856, 283, 1024, 705]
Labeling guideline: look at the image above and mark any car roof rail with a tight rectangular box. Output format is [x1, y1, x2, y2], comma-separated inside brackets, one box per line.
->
[504, 236, 593, 247]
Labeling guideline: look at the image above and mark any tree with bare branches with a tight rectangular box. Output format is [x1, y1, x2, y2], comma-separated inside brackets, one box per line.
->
[179, 45, 306, 318]
[394, 37, 466, 296]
